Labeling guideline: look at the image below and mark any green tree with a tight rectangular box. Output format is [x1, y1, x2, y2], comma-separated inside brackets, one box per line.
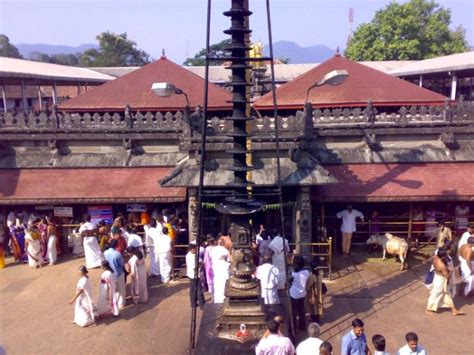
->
[30, 51, 82, 66]
[345, 0, 468, 61]
[0, 34, 23, 58]
[183, 39, 232, 66]
[80, 32, 151, 67]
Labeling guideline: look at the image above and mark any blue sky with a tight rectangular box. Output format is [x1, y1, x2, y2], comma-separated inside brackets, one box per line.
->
[1, 0, 473, 64]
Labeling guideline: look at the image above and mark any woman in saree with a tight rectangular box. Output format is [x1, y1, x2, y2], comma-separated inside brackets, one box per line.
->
[25, 223, 44, 269]
[38, 218, 48, 260]
[97, 260, 119, 318]
[128, 247, 148, 304]
[97, 220, 110, 251]
[70, 265, 97, 327]
[9, 222, 26, 262]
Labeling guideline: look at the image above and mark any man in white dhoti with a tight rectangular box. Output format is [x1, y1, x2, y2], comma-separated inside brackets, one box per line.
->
[104, 240, 126, 309]
[459, 237, 474, 296]
[337, 206, 364, 256]
[268, 231, 289, 290]
[156, 226, 173, 283]
[69, 265, 97, 327]
[79, 215, 103, 269]
[210, 238, 230, 303]
[145, 219, 161, 277]
[426, 248, 464, 316]
[256, 254, 280, 319]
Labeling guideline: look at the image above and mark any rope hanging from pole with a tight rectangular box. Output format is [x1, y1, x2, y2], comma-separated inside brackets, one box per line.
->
[265, 0, 296, 340]
[189, 0, 213, 350]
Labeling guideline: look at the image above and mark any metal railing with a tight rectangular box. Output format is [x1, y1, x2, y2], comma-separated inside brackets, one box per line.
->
[323, 215, 471, 250]
[289, 238, 333, 280]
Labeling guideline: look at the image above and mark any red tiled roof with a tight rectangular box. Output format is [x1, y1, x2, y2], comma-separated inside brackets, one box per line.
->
[58, 57, 232, 112]
[0, 167, 186, 204]
[254, 55, 448, 110]
[314, 163, 474, 202]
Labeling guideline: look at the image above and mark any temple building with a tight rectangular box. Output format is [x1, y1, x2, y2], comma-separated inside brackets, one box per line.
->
[1, 53, 473, 254]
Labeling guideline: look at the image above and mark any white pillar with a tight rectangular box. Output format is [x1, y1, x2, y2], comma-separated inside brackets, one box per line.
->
[451, 75, 457, 100]
[1, 85, 6, 112]
[37, 86, 43, 111]
[52, 81, 57, 105]
[418, 75, 423, 87]
[21, 80, 27, 110]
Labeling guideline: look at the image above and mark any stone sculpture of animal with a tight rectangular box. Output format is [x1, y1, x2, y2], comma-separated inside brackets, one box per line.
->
[366, 233, 409, 270]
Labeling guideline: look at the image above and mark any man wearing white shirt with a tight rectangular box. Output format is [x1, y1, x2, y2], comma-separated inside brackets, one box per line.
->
[296, 323, 323, 355]
[337, 205, 364, 256]
[186, 244, 205, 309]
[256, 254, 280, 310]
[268, 231, 290, 289]
[255, 320, 295, 355]
[127, 226, 144, 254]
[397, 332, 426, 355]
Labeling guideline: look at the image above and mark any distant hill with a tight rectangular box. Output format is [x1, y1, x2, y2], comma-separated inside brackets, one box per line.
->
[263, 40, 336, 64]
[15, 43, 98, 58]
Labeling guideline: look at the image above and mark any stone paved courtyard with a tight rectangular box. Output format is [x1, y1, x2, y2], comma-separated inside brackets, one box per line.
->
[1, 247, 473, 355]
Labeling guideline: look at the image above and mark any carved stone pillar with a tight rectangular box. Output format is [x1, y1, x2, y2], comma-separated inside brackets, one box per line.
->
[188, 188, 199, 243]
[295, 186, 312, 257]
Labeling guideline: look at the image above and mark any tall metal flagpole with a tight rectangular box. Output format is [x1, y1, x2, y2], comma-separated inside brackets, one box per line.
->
[189, 0, 213, 350]
[265, 0, 295, 339]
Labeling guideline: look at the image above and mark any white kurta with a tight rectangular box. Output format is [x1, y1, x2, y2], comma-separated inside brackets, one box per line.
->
[25, 233, 43, 268]
[268, 236, 289, 289]
[47, 235, 57, 265]
[97, 270, 119, 317]
[145, 227, 161, 276]
[130, 255, 148, 303]
[459, 256, 474, 296]
[210, 246, 230, 303]
[73, 276, 96, 327]
[256, 263, 280, 305]
[156, 234, 172, 283]
[83, 237, 103, 269]
[79, 222, 102, 269]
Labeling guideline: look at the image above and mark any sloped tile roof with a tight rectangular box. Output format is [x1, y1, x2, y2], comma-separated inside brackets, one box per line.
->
[0, 167, 186, 204]
[314, 163, 474, 202]
[254, 55, 447, 109]
[59, 57, 232, 112]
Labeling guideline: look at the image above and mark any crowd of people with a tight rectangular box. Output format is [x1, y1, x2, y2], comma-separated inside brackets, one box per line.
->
[1, 205, 472, 353]
[1, 213, 61, 269]
[255, 317, 427, 355]
[424, 226, 474, 317]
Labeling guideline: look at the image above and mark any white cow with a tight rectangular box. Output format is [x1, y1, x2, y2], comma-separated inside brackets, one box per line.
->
[366, 233, 409, 270]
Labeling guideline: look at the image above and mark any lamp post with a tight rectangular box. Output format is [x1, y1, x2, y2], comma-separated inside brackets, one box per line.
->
[151, 82, 190, 107]
[304, 69, 349, 104]
[303, 69, 349, 136]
